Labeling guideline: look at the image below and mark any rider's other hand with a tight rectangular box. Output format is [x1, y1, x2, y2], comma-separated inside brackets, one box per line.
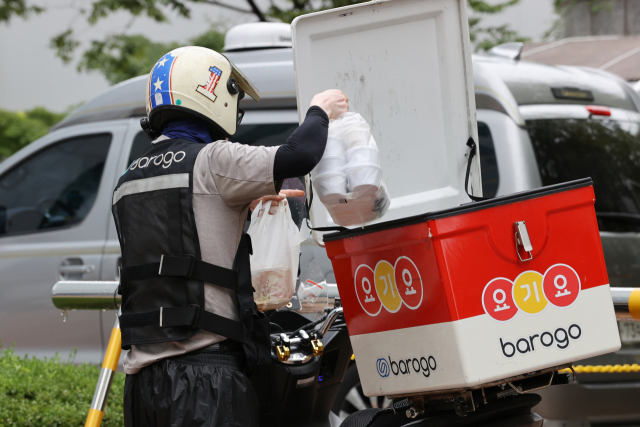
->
[250, 190, 306, 213]
[310, 89, 349, 120]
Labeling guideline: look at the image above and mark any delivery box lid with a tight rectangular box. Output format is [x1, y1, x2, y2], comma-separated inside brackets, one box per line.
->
[292, 0, 481, 236]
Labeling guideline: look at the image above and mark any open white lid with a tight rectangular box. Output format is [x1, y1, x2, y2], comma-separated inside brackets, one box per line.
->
[292, 0, 481, 240]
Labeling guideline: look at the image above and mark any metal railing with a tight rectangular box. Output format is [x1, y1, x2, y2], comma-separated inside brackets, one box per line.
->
[611, 287, 640, 321]
[52, 281, 120, 311]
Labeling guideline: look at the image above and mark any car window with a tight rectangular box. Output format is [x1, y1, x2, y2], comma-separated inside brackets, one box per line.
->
[527, 118, 640, 232]
[478, 122, 499, 198]
[0, 134, 112, 237]
[128, 132, 153, 169]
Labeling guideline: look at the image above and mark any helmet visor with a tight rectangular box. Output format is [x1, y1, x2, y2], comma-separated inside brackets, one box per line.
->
[224, 55, 260, 102]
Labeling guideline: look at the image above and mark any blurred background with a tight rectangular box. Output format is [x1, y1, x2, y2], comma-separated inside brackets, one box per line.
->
[4, 0, 640, 159]
[3, 1, 640, 425]
[0, 0, 618, 155]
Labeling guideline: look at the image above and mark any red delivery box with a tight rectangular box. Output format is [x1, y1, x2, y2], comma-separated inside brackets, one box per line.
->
[291, 0, 620, 398]
[323, 178, 620, 397]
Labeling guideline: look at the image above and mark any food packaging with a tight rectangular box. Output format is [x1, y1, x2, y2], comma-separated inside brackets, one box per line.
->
[313, 173, 348, 196]
[346, 163, 383, 191]
[345, 146, 380, 164]
[310, 112, 390, 226]
[314, 155, 346, 176]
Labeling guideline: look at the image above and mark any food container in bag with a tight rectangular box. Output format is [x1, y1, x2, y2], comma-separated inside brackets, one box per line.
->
[324, 136, 346, 156]
[341, 127, 370, 148]
[322, 184, 391, 226]
[312, 173, 348, 197]
[345, 146, 380, 164]
[314, 155, 346, 176]
[346, 162, 382, 191]
[252, 268, 294, 311]
[247, 200, 300, 312]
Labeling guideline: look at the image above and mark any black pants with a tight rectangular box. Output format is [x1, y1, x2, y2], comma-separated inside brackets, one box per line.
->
[124, 352, 259, 427]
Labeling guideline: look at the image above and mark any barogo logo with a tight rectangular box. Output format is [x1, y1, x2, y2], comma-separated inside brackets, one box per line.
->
[376, 358, 390, 377]
[482, 263, 581, 322]
[376, 355, 437, 379]
[354, 256, 423, 316]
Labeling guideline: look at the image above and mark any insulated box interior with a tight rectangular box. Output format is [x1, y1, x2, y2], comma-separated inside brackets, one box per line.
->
[291, 0, 481, 244]
[323, 179, 620, 397]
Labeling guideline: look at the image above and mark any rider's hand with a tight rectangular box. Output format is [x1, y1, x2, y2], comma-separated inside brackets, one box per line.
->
[310, 89, 349, 120]
[250, 190, 306, 213]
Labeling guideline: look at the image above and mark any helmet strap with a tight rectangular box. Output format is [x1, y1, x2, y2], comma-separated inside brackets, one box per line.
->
[140, 117, 161, 141]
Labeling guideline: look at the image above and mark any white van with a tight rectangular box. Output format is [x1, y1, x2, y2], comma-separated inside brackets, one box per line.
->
[1, 22, 640, 425]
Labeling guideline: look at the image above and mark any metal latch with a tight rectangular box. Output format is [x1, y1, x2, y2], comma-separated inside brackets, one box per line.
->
[275, 333, 290, 362]
[276, 345, 290, 362]
[514, 221, 533, 261]
[311, 339, 324, 356]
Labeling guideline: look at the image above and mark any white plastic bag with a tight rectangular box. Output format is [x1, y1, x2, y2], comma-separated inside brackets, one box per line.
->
[247, 200, 301, 311]
[311, 112, 390, 226]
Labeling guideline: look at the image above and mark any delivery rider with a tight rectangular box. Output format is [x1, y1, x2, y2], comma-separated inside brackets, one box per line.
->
[112, 46, 348, 427]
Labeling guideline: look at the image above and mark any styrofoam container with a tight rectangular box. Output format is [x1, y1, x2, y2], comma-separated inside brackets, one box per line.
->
[341, 127, 370, 149]
[320, 181, 390, 227]
[314, 155, 346, 176]
[346, 163, 382, 191]
[346, 146, 380, 165]
[313, 172, 348, 197]
[324, 136, 346, 156]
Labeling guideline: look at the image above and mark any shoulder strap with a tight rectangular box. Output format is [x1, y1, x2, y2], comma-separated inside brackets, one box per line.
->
[464, 137, 491, 202]
[120, 255, 238, 291]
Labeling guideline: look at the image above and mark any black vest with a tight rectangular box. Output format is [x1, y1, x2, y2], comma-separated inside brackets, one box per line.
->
[112, 138, 271, 369]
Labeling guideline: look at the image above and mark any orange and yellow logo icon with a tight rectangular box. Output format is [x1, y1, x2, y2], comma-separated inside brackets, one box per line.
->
[355, 256, 423, 316]
[513, 271, 547, 315]
[482, 264, 580, 322]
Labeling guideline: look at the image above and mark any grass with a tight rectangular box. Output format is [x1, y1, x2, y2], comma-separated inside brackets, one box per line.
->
[0, 346, 124, 427]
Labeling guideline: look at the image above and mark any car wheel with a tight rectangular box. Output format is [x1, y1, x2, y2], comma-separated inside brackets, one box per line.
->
[332, 363, 392, 419]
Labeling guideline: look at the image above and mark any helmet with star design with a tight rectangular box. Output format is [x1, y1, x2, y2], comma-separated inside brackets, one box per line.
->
[144, 46, 259, 140]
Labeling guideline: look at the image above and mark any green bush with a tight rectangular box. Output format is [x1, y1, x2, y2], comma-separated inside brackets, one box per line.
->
[0, 346, 124, 427]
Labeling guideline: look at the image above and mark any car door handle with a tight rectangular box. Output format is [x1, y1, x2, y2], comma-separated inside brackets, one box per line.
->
[59, 265, 95, 274]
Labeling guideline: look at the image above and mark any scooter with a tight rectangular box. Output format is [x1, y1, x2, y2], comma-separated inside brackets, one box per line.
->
[255, 300, 563, 427]
[50, 281, 639, 427]
[252, 304, 351, 427]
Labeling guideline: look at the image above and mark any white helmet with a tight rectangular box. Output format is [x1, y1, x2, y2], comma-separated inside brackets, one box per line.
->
[143, 46, 259, 139]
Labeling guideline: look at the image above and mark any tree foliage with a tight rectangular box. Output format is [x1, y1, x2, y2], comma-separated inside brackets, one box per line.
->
[2, 0, 525, 85]
[0, 108, 66, 160]
[471, 21, 530, 52]
[468, 0, 529, 51]
[0, 0, 42, 23]
[553, 0, 614, 14]
[79, 35, 181, 85]
[267, 0, 369, 23]
[77, 26, 225, 85]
